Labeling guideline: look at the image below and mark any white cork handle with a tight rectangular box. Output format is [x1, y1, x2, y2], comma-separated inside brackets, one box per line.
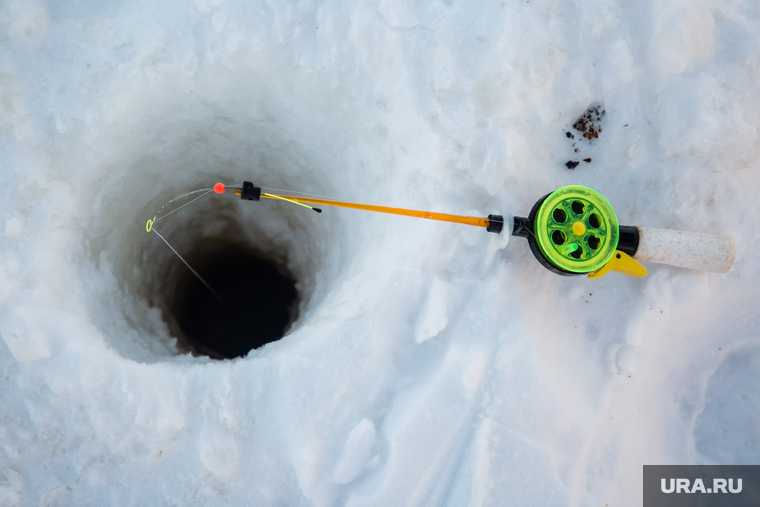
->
[633, 227, 735, 273]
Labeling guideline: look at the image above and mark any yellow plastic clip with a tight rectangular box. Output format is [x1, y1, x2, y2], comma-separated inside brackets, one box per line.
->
[588, 250, 647, 280]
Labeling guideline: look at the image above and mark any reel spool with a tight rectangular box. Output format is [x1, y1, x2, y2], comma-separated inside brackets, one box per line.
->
[527, 186, 619, 275]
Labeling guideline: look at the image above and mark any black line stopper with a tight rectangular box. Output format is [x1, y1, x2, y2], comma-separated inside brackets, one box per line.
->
[241, 181, 261, 201]
[487, 214, 504, 234]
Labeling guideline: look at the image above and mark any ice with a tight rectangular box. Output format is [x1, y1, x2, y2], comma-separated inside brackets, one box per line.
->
[1, 0, 759, 505]
[0, 1, 49, 41]
[3, 218, 22, 237]
[414, 276, 449, 344]
[650, 0, 715, 76]
[332, 419, 376, 484]
[0, 468, 23, 507]
[694, 345, 760, 465]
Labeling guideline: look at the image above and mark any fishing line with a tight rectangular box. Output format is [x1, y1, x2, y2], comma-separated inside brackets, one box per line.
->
[260, 186, 348, 202]
[151, 226, 224, 304]
[146, 187, 224, 303]
[146, 181, 503, 300]
[150, 182, 499, 230]
[145, 183, 320, 304]
[262, 193, 322, 212]
[154, 189, 214, 223]
[152, 188, 213, 220]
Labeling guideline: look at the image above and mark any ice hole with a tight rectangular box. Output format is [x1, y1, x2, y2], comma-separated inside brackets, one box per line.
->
[86, 133, 352, 362]
[172, 246, 299, 359]
[91, 184, 341, 363]
[78, 72, 367, 363]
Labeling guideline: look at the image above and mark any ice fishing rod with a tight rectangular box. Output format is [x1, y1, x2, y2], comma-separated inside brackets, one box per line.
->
[147, 182, 735, 284]
[226, 181, 735, 279]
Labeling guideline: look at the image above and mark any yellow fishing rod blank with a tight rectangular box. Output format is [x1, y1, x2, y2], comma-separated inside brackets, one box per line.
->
[225, 181, 503, 232]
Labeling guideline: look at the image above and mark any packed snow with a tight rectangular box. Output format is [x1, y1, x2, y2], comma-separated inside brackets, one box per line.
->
[1, 0, 759, 505]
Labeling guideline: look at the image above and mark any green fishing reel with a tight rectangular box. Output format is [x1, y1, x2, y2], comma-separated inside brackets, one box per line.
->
[534, 185, 619, 273]
[511, 185, 644, 278]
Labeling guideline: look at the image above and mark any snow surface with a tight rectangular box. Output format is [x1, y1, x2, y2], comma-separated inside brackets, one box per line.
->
[1, 0, 759, 505]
